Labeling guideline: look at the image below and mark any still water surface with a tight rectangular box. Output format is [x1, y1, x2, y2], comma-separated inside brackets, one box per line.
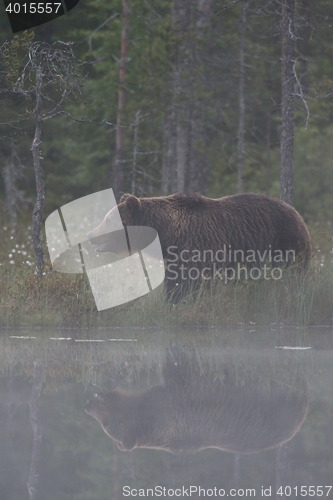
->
[0, 327, 332, 500]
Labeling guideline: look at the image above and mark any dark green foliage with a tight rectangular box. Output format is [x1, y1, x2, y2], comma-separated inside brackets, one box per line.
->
[0, 0, 333, 221]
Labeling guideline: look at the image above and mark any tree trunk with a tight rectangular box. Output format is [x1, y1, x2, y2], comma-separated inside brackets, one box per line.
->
[112, 0, 130, 201]
[197, 0, 214, 28]
[27, 363, 42, 500]
[187, 0, 213, 194]
[237, 1, 247, 194]
[276, 443, 290, 499]
[280, 0, 295, 206]
[131, 110, 140, 195]
[298, 0, 310, 91]
[175, 121, 187, 192]
[170, 0, 192, 194]
[162, 0, 215, 195]
[3, 142, 20, 232]
[113, 447, 122, 500]
[171, 0, 186, 194]
[31, 65, 45, 278]
[266, 108, 272, 196]
[161, 113, 172, 194]
[185, 0, 197, 195]
[233, 453, 240, 489]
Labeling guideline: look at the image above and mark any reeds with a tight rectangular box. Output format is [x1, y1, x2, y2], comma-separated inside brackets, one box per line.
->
[0, 220, 332, 329]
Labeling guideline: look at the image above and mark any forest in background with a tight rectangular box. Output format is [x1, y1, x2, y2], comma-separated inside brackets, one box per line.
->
[2, 5, 333, 498]
[0, 0, 333, 226]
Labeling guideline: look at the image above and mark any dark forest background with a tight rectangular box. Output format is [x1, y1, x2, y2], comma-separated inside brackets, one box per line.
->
[2, 6, 333, 498]
[1, 0, 333, 226]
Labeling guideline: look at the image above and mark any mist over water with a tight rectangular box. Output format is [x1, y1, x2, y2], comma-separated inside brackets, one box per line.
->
[0, 327, 332, 499]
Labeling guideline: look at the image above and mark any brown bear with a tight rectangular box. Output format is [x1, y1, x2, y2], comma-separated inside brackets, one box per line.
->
[87, 192, 311, 301]
[85, 349, 309, 454]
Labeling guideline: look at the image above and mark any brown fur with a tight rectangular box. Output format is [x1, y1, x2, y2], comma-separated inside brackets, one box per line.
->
[88, 193, 311, 300]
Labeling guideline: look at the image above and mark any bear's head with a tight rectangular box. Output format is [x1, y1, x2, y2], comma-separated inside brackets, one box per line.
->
[87, 194, 142, 252]
[85, 391, 139, 451]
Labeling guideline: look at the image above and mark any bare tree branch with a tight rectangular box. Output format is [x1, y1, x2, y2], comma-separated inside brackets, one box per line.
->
[87, 14, 120, 53]
[292, 58, 310, 129]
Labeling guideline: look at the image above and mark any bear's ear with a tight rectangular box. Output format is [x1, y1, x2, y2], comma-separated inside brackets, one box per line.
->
[120, 193, 132, 203]
[123, 195, 141, 215]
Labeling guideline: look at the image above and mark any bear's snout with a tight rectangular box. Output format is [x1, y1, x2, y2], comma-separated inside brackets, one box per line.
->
[87, 229, 108, 251]
[87, 229, 99, 242]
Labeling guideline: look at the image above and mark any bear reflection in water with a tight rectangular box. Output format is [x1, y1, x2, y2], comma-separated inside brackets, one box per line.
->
[85, 351, 308, 454]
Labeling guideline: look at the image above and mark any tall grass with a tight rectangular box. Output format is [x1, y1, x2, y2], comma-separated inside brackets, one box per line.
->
[1, 261, 333, 329]
[0, 217, 333, 329]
